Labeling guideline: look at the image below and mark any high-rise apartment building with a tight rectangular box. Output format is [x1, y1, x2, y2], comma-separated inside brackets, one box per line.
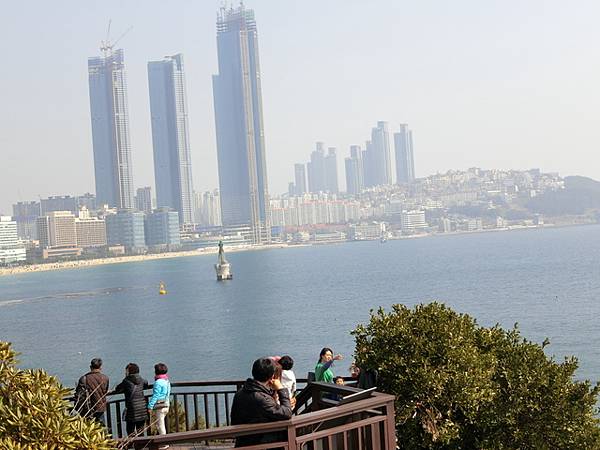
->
[394, 124, 415, 184]
[148, 54, 194, 225]
[362, 142, 374, 188]
[135, 187, 153, 214]
[212, 5, 270, 243]
[345, 145, 364, 195]
[369, 121, 393, 186]
[307, 142, 326, 193]
[294, 163, 307, 195]
[88, 48, 134, 209]
[324, 148, 339, 193]
[0, 217, 26, 264]
[193, 191, 203, 224]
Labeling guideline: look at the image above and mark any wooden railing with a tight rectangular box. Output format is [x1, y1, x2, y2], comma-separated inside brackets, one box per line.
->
[122, 381, 397, 450]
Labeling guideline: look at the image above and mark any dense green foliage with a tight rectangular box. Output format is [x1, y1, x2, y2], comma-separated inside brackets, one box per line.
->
[0, 341, 114, 449]
[352, 303, 600, 449]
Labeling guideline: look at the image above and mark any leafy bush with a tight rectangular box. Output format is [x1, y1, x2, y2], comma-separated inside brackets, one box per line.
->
[352, 303, 600, 449]
[0, 341, 114, 449]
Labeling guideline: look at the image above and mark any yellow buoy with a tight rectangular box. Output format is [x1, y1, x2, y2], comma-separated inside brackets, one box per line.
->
[159, 282, 167, 295]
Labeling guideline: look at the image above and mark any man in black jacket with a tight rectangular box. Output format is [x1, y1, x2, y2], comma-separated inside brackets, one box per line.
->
[114, 363, 149, 435]
[231, 358, 293, 447]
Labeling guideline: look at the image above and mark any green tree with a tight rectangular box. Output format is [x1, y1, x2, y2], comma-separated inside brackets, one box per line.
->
[352, 302, 600, 449]
[0, 341, 115, 449]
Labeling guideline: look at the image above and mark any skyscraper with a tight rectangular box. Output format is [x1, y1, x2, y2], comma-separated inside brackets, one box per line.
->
[88, 48, 134, 209]
[148, 54, 195, 225]
[307, 142, 326, 193]
[294, 163, 307, 195]
[370, 121, 393, 186]
[324, 148, 339, 193]
[394, 124, 415, 184]
[212, 5, 270, 243]
[362, 141, 374, 188]
[345, 145, 364, 195]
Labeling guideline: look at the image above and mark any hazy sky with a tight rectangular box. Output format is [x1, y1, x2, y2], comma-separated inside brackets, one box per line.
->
[1, 0, 600, 214]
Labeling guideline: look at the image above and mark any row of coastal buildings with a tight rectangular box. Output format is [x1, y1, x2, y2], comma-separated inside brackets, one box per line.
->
[1, 205, 180, 264]
[1, 167, 563, 264]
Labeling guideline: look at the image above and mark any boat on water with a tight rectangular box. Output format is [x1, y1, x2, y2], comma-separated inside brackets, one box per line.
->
[214, 241, 233, 281]
[159, 281, 167, 295]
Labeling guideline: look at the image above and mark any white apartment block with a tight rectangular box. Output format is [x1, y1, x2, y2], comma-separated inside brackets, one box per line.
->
[270, 196, 361, 227]
[0, 216, 26, 264]
[37, 211, 77, 248]
[75, 215, 107, 248]
[400, 210, 427, 232]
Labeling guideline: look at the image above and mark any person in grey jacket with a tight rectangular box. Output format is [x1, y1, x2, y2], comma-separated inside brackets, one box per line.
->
[114, 363, 149, 436]
[231, 357, 293, 447]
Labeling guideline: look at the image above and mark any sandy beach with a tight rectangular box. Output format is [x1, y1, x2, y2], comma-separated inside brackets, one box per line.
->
[0, 243, 292, 277]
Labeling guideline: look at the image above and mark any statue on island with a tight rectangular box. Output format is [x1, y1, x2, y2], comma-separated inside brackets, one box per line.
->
[214, 241, 233, 281]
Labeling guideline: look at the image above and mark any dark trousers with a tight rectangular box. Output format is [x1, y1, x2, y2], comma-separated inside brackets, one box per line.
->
[126, 420, 146, 436]
[91, 411, 106, 426]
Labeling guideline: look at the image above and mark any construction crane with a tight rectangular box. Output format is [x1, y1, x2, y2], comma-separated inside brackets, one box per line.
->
[100, 19, 133, 56]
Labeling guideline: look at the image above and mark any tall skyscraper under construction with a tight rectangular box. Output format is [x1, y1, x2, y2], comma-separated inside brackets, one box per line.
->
[88, 48, 134, 209]
[148, 54, 195, 225]
[212, 5, 270, 243]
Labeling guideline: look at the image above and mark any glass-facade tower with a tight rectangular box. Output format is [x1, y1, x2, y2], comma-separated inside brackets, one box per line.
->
[394, 123, 415, 183]
[88, 48, 134, 209]
[370, 121, 393, 186]
[148, 54, 195, 225]
[212, 5, 270, 243]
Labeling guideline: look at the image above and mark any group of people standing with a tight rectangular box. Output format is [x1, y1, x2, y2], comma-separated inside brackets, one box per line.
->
[73, 358, 171, 439]
[73, 346, 375, 448]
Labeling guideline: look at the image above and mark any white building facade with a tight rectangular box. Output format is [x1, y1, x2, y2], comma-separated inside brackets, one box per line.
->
[0, 216, 26, 264]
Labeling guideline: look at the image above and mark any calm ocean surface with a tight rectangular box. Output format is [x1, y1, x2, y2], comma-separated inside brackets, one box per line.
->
[1, 225, 599, 388]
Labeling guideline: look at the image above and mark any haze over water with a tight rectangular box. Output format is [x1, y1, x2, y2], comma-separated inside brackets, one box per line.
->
[1, 225, 599, 387]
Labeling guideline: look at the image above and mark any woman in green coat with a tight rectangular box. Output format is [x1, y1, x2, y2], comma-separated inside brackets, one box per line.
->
[314, 347, 344, 382]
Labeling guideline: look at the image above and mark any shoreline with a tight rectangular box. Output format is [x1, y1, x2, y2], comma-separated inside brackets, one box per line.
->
[0, 243, 296, 277]
[0, 222, 595, 277]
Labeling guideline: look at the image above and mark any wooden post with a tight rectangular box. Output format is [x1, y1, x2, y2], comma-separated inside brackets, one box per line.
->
[287, 421, 297, 450]
[384, 400, 396, 450]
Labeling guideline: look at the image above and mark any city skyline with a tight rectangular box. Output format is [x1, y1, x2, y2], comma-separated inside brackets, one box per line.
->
[2, 1, 600, 214]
